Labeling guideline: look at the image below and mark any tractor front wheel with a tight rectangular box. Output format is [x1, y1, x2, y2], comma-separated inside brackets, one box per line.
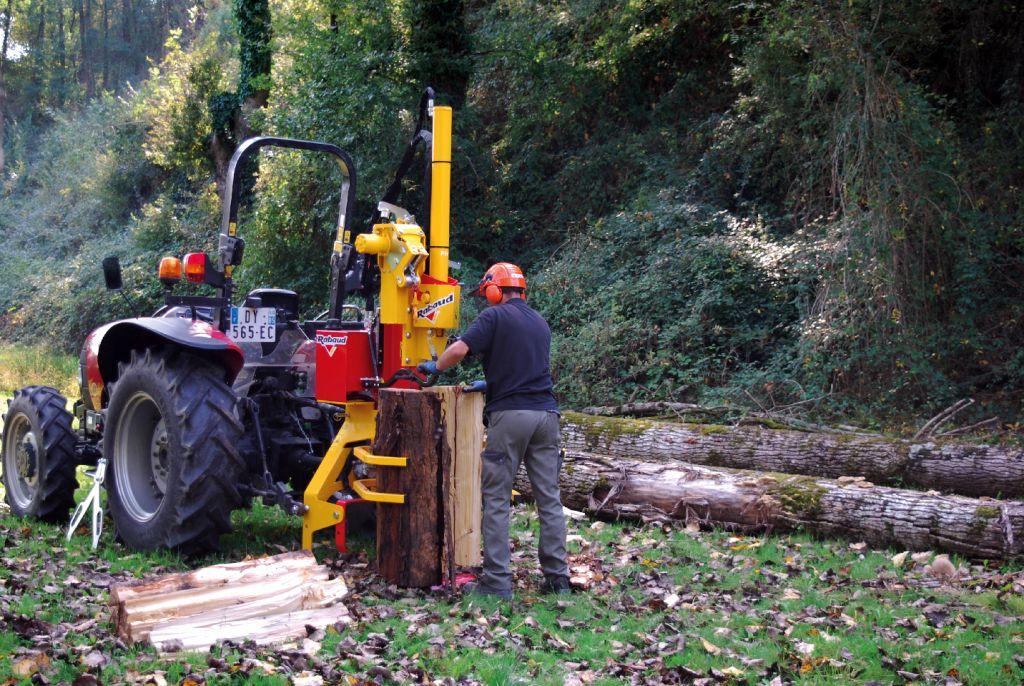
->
[1, 386, 78, 521]
[105, 348, 245, 553]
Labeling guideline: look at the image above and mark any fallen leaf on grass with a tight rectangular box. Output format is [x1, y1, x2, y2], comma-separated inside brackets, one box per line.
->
[795, 640, 815, 657]
[299, 638, 321, 656]
[928, 554, 957, 581]
[701, 637, 722, 655]
[12, 652, 50, 677]
[82, 650, 108, 669]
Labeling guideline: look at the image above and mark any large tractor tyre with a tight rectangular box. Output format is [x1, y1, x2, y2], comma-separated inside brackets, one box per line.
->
[105, 348, 245, 554]
[1, 386, 78, 522]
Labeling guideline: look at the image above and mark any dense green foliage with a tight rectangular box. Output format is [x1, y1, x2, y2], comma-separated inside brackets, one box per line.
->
[234, 0, 272, 104]
[1, 0, 202, 120]
[1, 0, 1021, 426]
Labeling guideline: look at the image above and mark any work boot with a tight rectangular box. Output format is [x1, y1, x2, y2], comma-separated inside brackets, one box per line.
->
[540, 574, 571, 595]
[462, 581, 513, 600]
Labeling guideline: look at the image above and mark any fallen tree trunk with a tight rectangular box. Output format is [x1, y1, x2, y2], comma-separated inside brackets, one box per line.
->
[517, 453, 1024, 560]
[562, 412, 1024, 499]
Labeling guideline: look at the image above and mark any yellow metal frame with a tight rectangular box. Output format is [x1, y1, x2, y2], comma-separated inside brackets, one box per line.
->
[301, 401, 376, 550]
[302, 101, 457, 551]
[353, 445, 407, 467]
[351, 477, 405, 504]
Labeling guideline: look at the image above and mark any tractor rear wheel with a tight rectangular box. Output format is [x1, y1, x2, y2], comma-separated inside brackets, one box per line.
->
[1, 386, 78, 522]
[105, 348, 245, 553]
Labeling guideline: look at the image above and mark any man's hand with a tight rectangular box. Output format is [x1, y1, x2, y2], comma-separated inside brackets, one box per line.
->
[463, 380, 487, 393]
[418, 360, 440, 376]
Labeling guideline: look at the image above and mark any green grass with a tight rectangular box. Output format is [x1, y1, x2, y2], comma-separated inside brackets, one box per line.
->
[0, 344, 78, 397]
[1, 480, 1023, 684]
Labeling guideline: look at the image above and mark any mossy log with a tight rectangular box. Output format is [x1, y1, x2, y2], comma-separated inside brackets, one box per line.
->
[517, 453, 1024, 560]
[562, 412, 1024, 499]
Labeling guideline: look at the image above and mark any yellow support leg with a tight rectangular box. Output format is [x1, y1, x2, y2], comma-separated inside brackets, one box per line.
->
[302, 401, 377, 550]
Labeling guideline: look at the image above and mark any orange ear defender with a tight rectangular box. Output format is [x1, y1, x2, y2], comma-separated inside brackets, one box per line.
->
[478, 262, 527, 304]
[484, 282, 503, 304]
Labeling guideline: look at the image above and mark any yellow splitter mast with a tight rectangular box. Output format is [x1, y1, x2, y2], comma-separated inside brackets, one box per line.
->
[302, 102, 459, 550]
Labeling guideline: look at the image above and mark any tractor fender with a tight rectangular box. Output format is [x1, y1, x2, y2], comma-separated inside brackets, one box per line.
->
[81, 317, 244, 410]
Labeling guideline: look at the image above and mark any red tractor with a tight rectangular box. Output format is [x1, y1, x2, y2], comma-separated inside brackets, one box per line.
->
[2, 90, 461, 553]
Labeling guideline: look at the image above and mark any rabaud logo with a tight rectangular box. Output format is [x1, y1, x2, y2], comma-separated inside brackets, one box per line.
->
[416, 293, 456, 322]
[315, 333, 349, 347]
[316, 333, 348, 358]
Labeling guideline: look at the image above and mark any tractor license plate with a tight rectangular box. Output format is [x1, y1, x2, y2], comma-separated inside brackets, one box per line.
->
[229, 307, 277, 342]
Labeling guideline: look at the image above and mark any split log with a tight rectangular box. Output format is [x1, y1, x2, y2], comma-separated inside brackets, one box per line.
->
[110, 551, 317, 637]
[374, 389, 444, 587]
[374, 387, 484, 587]
[562, 412, 1024, 499]
[516, 453, 1024, 560]
[109, 551, 350, 652]
[433, 386, 484, 568]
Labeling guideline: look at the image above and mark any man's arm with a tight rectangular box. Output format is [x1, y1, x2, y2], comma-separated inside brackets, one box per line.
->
[436, 339, 469, 371]
[419, 309, 493, 375]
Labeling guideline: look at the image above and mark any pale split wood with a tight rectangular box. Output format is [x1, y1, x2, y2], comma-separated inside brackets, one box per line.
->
[109, 551, 349, 651]
[151, 605, 352, 653]
[453, 389, 483, 566]
[112, 551, 315, 605]
[147, 576, 348, 648]
[431, 386, 483, 568]
[110, 551, 317, 635]
[122, 568, 331, 642]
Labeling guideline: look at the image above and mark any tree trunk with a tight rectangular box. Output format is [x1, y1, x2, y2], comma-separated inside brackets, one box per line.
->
[77, 0, 89, 96]
[374, 389, 444, 588]
[101, 0, 108, 90]
[0, 0, 11, 176]
[373, 388, 484, 587]
[562, 412, 1024, 499]
[33, 0, 46, 100]
[517, 452, 1024, 561]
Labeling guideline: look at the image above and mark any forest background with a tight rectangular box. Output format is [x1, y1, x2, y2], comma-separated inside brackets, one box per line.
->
[0, 0, 1021, 431]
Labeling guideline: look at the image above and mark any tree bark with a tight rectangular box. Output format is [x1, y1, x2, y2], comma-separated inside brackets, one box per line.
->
[374, 389, 444, 588]
[373, 388, 484, 587]
[101, 0, 108, 90]
[0, 0, 12, 176]
[516, 452, 1024, 561]
[561, 412, 1024, 499]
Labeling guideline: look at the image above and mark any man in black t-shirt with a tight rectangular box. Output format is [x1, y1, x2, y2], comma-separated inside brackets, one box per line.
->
[418, 263, 569, 598]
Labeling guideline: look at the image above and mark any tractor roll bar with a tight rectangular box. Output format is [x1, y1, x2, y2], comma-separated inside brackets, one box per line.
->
[220, 136, 357, 240]
[216, 136, 359, 327]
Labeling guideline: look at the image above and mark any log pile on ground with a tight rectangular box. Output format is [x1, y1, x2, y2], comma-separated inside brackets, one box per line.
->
[561, 412, 1024, 498]
[109, 551, 350, 652]
[516, 453, 1024, 561]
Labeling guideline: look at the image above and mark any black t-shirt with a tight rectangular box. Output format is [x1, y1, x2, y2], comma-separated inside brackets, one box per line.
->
[459, 298, 559, 413]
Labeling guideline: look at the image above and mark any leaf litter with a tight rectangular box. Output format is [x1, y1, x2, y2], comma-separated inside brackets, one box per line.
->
[2, 503, 1024, 684]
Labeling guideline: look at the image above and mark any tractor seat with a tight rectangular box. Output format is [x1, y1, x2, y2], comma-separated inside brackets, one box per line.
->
[242, 288, 300, 321]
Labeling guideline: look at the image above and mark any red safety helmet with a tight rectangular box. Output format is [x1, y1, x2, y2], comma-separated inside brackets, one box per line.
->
[477, 262, 527, 304]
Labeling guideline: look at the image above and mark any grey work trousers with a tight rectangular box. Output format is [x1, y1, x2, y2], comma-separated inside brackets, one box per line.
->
[480, 409, 568, 592]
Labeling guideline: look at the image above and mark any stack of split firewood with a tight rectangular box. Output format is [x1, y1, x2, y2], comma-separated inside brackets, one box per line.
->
[110, 551, 350, 652]
[513, 406, 1024, 562]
